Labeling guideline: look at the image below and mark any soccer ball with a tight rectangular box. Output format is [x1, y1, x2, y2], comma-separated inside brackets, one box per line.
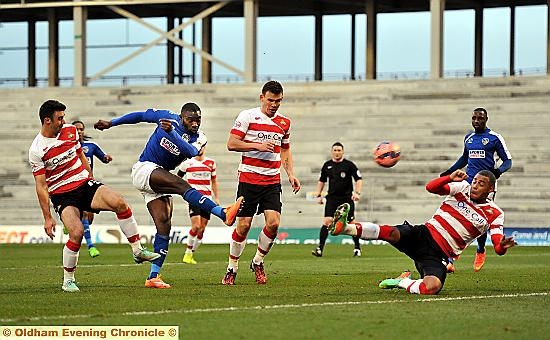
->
[372, 141, 401, 168]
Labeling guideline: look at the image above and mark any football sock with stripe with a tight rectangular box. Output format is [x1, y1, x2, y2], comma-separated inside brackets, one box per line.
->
[183, 188, 224, 220]
[148, 233, 169, 280]
[82, 218, 94, 249]
[63, 240, 80, 281]
[228, 229, 247, 271]
[253, 226, 276, 265]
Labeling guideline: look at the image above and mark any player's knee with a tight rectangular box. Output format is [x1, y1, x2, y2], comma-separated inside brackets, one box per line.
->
[423, 277, 443, 295]
[113, 197, 130, 214]
[388, 227, 401, 243]
[69, 228, 84, 242]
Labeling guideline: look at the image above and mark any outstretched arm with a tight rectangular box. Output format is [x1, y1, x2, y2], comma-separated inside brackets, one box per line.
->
[94, 109, 162, 130]
[426, 170, 468, 195]
[491, 234, 517, 255]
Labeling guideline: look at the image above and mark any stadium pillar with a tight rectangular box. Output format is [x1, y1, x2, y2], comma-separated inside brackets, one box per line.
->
[73, 4, 87, 87]
[48, 8, 59, 87]
[509, 6, 515, 76]
[351, 14, 356, 80]
[27, 20, 36, 87]
[201, 15, 212, 84]
[365, 0, 377, 80]
[314, 13, 323, 81]
[167, 16, 175, 84]
[474, 4, 483, 77]
[178, 18, 184, 84]
[429, 0, 444, 79]
[548, 1, 550, 76]
[244, 0, 258, 83]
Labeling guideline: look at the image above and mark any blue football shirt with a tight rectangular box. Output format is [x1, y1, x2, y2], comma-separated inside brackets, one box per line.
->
[462, 128, 512, 183]
[111, 108, 207, 170]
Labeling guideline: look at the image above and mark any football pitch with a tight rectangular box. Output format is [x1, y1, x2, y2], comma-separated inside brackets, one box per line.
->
[1, 243, 549, 339]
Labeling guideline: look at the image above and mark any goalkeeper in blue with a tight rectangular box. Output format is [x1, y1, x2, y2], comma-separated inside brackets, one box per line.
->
[94, 103, 243, 288]
[440, 107, 512, 273]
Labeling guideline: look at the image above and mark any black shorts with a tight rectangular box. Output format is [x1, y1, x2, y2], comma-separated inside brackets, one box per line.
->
[392, 222, 448, 287]
[189, 205, 211, 220]
[237, 182, 282, 217]
[50, 180, 103, 218]
[325, 196, 355, 222]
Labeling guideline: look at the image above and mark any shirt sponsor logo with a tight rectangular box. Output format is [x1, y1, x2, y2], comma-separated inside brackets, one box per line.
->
[45, 149, 76, 167]
[469, 150, 485, 159]
[456, 201, 487, 226]
[191, 172, 211, 179]
[160, 137, 180, 155]
[257, 132, 282, 142]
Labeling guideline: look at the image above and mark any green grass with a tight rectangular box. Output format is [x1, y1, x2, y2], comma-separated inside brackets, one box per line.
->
[1, 244, 549, 339]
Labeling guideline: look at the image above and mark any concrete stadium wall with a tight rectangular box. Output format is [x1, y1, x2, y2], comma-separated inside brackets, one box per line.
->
[1, 76, 549, 230]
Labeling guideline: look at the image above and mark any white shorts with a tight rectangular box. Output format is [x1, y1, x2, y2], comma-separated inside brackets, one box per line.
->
[131, 161, 171, 204]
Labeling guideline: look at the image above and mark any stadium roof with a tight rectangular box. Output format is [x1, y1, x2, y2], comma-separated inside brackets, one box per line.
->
[0, 0, 546, 22]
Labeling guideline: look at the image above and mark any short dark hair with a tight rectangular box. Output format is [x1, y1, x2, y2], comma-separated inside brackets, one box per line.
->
[477, 169, 496, 187]
[181, 102, 201, 115]
[473, 107, 488, 116]
[332, 142, 344, 149]
[39, 99, 66, 124]
[72, 120, 84, 127]
[262, 80, 283, 95]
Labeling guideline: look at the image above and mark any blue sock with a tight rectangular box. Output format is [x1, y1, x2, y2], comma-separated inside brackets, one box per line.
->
[183, 188, 225, 220]
[477, 232, 487, 253]
[82, 218, 94, 249]
[148, 233, 170, 280]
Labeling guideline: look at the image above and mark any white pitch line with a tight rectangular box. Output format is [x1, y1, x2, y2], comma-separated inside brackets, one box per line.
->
[1, 292, 548, 323]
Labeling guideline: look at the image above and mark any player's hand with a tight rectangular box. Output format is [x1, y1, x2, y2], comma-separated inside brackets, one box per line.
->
[500, 236, 517, 249]
[289, 176, 301, 194]
[159, 119, 173, 132]
[44, 218, 56, 240]
[450, 170, 468, 182]
[104, 154, 113, 163]
[94, 120, 112, 131]
[316, 195, 324, 205]
[351, 192, 361, 201]
[257, 141, 276, 153]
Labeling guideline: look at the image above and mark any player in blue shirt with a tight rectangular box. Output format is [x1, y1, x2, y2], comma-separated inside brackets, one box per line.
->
[72, 120, 113, 258]
[94, 103, 243, 288]
[440, 107, 512, 272]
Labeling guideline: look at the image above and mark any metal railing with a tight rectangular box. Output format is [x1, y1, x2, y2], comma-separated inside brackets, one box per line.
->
[0, 67, 546, 88]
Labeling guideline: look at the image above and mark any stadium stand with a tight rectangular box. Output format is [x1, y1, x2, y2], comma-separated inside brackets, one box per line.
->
[1, 76, 549, 229]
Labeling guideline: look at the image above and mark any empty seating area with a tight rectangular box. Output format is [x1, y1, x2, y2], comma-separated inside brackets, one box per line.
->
[1, 76, 549, 229]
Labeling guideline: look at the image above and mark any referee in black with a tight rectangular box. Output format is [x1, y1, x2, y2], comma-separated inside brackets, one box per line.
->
[312, 142, 363, 257]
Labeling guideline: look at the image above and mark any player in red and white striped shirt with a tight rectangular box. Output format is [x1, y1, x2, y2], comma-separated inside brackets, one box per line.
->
[328, 169, 516, 295]
[222, 81, 301, 285]
[177, 145, 219, 264]
[29, 100, 160, 292]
